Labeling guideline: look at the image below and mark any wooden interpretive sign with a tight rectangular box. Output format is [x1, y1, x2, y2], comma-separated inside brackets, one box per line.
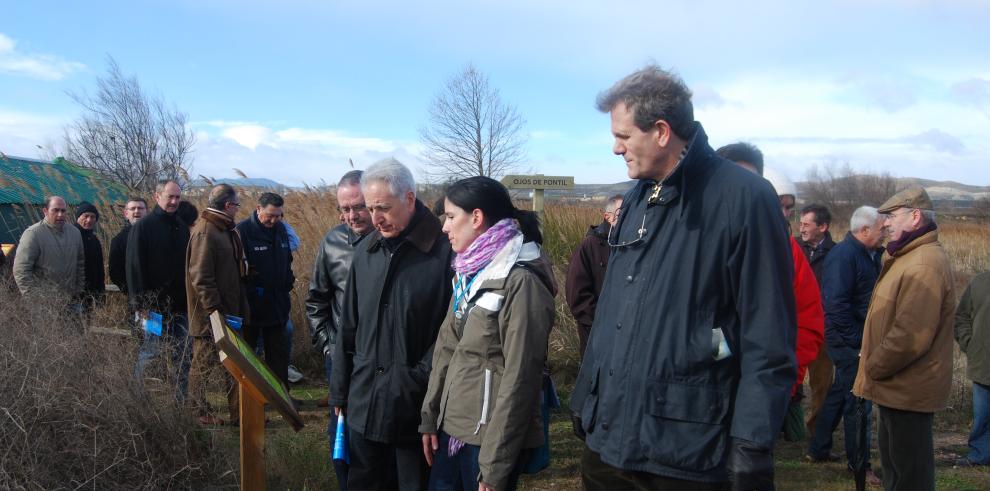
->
[500, 174, 575, 218]
[210, 311, 304, 491]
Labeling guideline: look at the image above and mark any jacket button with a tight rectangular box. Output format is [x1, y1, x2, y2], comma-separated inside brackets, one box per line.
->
[375, 366, 384, 374]
[616, 322, 622, 330]
[626, 275, 633, 282]
[609, 368, 614, 376]
[382, 303, 389, 309]
[601, 422, 609, 431]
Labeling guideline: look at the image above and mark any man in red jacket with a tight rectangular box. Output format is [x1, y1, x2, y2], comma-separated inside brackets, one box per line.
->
[717, 144, 825, 438]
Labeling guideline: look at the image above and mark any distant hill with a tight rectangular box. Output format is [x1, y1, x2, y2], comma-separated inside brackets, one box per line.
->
[540, 176, 988, 208]
[794, 177, 990, 204]
[190, 177, 286, 190]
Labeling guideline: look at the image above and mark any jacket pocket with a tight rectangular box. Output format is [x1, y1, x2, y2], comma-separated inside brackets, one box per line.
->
[579, 366, 601, 435]
[643, 379, 729, 472]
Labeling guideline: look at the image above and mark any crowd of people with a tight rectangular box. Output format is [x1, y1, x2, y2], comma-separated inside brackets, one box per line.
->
[2, 64, 988, 491]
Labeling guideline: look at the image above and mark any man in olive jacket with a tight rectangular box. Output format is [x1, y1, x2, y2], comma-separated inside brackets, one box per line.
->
[570, 66, 796, 490]
[329, 159, 454, 491]
[954, 271, 990, 466]
[14, 196, 85, 299]
[853, 187, 955, 491]
[186, 184, 250, 425]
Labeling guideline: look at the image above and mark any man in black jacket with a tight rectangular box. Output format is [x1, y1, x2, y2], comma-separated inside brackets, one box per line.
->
[306, 169, 373, 490]
[236, 192, 294, 386]
[566, 194, 622, 359]
[329, 158, 454, 491]
[74, 201, 105, 310]
[570, 65, 796, 490]
[108, 197, 147, 293]
[127, 181, 191, 402]
[797, 203, 837, 438]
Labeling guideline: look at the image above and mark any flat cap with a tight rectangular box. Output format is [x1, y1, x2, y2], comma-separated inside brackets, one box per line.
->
[878, 186, 933, 214]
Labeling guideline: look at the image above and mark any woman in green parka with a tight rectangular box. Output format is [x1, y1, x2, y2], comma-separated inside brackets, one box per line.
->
[420, 176, 557, 491]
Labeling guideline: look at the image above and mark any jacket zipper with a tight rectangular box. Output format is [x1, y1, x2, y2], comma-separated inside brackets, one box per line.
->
[474, 368, 492, 435]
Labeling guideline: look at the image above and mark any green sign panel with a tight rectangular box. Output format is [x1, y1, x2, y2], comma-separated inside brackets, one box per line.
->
[210, 311, 304, 431]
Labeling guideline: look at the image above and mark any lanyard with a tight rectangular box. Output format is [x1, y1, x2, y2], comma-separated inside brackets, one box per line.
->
[452, 270, 483, 316]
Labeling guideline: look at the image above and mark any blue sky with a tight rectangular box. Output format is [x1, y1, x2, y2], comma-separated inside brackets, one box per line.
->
[2, 0, 989, 187]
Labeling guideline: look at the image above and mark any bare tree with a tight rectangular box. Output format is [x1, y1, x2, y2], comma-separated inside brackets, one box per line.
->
[63, 57, 194, 192]
[803, 162, 899, 223]
[974, 196, 990, 220]
[419, 64, 527, 180]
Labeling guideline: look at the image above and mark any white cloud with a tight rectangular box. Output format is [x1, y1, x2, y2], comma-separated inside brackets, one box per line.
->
[275, 128, 396, 153]
[191, 121, 422, 185]
[0, 109, 65, 157]
[222, 124, 272, 150]
[0, 33, 86, 81]
[951, 78, 990, 117]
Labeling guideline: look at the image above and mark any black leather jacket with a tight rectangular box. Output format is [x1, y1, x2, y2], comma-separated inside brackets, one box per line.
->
[306, 223, 369, 357]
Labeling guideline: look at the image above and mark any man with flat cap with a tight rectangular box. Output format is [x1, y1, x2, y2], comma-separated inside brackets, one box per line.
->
[853, 186, 955, 491]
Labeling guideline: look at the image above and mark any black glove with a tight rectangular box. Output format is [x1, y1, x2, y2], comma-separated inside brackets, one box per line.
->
[571, 413, 586, 441]
[727, 438, 775, 491]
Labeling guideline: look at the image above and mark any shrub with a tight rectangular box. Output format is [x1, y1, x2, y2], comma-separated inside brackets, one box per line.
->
[0, 278, 237, 489]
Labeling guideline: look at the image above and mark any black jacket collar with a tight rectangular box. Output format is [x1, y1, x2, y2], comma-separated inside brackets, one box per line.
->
[652, 122, 714, 210]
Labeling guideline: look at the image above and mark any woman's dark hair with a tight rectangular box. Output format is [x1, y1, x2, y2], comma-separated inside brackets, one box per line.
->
[444, 176, 542, 244]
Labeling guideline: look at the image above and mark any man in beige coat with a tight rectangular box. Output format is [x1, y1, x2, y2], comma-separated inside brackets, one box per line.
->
[13, 196, 85, 300]
[853, 187, 955, 491]
[186, 184, 250, 425]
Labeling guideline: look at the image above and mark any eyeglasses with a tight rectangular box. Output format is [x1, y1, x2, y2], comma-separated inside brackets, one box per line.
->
[607, 208, 649, 248]
[337, 203, 367, 214]
[886, 209, 915, 220]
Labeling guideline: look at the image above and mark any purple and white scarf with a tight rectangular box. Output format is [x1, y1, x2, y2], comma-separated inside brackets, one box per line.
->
[452, 218, 520, 276]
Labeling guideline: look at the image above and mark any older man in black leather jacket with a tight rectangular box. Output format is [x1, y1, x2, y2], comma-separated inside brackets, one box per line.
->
[306, 170, 372, 490]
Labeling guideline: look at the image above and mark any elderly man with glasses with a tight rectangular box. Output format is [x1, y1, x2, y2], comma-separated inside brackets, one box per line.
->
[566, 194, 624, 359]
[186, 183, 251, 425]
[570, 65, 796, 491]
[853, 187, 956, 491]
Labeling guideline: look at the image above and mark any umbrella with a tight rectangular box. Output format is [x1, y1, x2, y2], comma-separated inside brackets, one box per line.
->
[853, 397, 870, 491]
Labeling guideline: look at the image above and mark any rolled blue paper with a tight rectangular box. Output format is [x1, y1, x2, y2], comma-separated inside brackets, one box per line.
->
[333, 413, 349, 464]
[224, 314, 243, 331]
[144, 311, 163, 336]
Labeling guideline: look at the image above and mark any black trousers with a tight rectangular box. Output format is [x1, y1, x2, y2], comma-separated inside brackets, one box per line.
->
[581, 447, 729, 491]
[348, 428, 428, 491]
[243, 322, 290, 386]
[877, 405, 934, 491]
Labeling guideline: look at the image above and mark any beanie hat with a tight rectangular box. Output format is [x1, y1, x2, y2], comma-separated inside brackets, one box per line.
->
[75, 201, 100, 221]
[763, 167, 797, 199]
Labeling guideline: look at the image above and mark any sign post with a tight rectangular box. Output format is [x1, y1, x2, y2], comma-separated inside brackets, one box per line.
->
[210, 311, 304, 491]
[500, 174, 574, 221]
